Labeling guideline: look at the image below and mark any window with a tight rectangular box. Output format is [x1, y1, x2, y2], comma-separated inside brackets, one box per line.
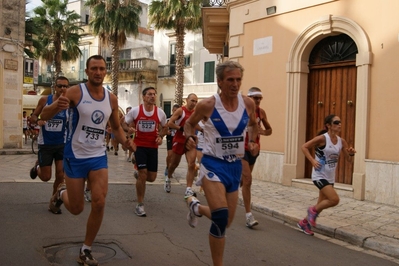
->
[204, 61, 215, 83]
[184, 54, 191, 67]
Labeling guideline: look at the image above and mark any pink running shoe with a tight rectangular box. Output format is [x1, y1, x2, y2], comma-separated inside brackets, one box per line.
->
[307, 207, 319, 227]
[297, 220, 314, 236]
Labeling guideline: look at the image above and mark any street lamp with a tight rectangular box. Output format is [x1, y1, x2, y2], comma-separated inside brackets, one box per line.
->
[50, 63, 55, 94]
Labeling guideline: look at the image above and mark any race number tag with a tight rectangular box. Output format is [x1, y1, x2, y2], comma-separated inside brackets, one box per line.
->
[44, 119, 63, 132]
[215, 136, 244, 157]
[138, 120, 156, 132]
[79, 125, 105, 145]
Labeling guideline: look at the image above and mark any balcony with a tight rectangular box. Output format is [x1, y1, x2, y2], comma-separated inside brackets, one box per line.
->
[105, 58, 158, 84]
[201, 3, 230, 54]
[158, 64, 176, 78]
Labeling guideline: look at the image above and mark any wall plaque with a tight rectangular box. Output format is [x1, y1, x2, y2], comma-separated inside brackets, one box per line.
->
[4, 59, 18, 71]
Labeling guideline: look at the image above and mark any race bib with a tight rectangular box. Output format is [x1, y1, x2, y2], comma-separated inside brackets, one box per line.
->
[215, 136, 244, 157]
[78, 125, 105, 146]
[44, 119, 63, 132]
[138, 120, 156, 132]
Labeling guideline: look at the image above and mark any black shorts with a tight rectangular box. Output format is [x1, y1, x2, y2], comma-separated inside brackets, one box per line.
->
[135, 146, 158, 172]
[313, 179, 334, 190]
[38, 144, 64, 167]
[166, 136, 173, 150]
[242, 150, 259, 166]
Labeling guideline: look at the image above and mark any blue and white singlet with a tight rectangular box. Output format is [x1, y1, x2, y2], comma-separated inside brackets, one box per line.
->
[64, 84, 112, 159]
[202, 93, 249, 162]
[37, 95, 67, 146]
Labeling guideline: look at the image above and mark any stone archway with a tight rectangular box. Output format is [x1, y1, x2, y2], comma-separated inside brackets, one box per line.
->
[282, 15, 372, 200]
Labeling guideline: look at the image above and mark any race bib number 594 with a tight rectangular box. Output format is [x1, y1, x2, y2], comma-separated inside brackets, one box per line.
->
[215, 136, 244, 157]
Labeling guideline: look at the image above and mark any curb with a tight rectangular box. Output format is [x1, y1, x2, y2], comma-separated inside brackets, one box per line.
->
[243, 200, 399, 260]
[0, 149, 33, 155]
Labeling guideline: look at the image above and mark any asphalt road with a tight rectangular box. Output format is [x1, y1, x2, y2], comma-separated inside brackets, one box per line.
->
[0, 181, 397, 266]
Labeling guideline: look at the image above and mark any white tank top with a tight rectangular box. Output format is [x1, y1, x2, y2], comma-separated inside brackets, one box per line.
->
[312, 133, 342, 183]
[64, 83, 112, 159]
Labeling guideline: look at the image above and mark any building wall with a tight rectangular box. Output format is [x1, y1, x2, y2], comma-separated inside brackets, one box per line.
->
[154, 29, 218, 107]
[0, 0, 26, 148]
[225, 0, 399, 205]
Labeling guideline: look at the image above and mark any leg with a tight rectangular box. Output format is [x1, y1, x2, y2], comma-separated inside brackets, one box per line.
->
[241, 159, 252, 213]
[167, 152, 182, 178]
[136, 168, 148, 203]
[315, 185, 340, 212]
[185, 148, 197, 188]
[202, 178, 229, 266]
[53, 160, 64, 195]
[84, 168, 108, 246]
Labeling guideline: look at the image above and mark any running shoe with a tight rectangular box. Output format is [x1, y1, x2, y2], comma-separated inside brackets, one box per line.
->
[48, 182, 66, 214]
[245, 214, 259, 228]
[187, 196, 202, 228]
[77, 249, 98, 266]
[307, 206, 319, 227]
[84, 189, 91, 202]
[30, 160, 39, 179]
[164, 178, 171, 193]
[184, 187, 197, 199]
[297, 220, 314, 236]
[135, 203, 146, 217]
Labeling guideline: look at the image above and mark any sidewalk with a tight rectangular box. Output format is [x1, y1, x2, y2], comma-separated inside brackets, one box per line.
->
[1, 142, 399, 261]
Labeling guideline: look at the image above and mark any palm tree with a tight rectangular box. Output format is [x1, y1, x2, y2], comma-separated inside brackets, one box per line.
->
[31, 0, 83, 77]
[85, 0, 142, 96]
[149, 0, 203, 106]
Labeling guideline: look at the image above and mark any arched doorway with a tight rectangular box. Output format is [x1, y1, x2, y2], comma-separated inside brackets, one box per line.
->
[305, 34, 358, 184]
[283, 15, 372, 200]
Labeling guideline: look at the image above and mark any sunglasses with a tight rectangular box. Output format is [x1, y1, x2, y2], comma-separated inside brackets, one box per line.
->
[250, 97, 263, 100]
[56, 84, 69, 88]
[332, 120, 341, 125]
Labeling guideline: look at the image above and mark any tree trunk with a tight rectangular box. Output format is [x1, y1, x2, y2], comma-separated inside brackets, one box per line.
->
[175, 23, 185, 106]
[111, 36, 120, 97]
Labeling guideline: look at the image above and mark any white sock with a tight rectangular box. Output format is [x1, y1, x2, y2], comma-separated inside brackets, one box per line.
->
[246, 212, 252, 218]
[59, 189, 66, 199]
[165, 177, 169, 181]
[193, 203, 200, 216]
[81, 244, 91, 252]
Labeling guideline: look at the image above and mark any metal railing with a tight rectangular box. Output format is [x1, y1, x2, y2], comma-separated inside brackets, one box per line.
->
[203, 0, 229, 7]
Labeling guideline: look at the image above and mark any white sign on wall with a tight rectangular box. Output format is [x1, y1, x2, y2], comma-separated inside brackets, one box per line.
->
[253, 36, 273, 56]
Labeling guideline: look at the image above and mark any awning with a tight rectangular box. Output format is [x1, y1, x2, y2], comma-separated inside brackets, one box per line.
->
[23, 95, 42, 109]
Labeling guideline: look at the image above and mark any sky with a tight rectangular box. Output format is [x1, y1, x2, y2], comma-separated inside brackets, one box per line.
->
[27, 0, 152, 11]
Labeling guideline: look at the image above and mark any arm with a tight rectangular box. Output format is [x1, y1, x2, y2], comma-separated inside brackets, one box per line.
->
[109, 94, 130, 149]
[41, 85, 78, 120]
[341, 138, 356, 161]
[30, 96, 48, 126]
[244, 96, 259, 156]
[301, 135, 326, 169]
[184, 100, 211, 150]
[259, 108, 272, 136]
[167, 108, 183, 131]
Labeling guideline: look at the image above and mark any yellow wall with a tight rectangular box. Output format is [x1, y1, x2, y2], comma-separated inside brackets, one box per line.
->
[235, 0, 399, 162]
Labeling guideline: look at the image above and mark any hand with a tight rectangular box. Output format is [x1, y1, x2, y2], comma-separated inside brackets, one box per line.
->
[185, 135, 198, 151]
[37, 120, 46, 126]
[127, 127, 136, 135]
[57, 91, 70, 110]
[347, 147, 356, 156]
[248, 142, 259, 157]
[156, 135, 163, 145]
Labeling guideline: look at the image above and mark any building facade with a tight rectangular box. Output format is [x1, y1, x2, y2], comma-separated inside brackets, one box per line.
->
[202, 0, 399, 206]
[0, 0, 25, 149]
[154, 29, 218, 116]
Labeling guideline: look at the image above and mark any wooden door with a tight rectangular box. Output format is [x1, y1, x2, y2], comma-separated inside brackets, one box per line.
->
[305, 61, 357, 184]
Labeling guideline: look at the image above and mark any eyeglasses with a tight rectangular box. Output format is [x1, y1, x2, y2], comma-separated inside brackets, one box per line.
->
[56, 84, 69, 88]
[250, 97, 263, 100]
[332, 120, 341, 125]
